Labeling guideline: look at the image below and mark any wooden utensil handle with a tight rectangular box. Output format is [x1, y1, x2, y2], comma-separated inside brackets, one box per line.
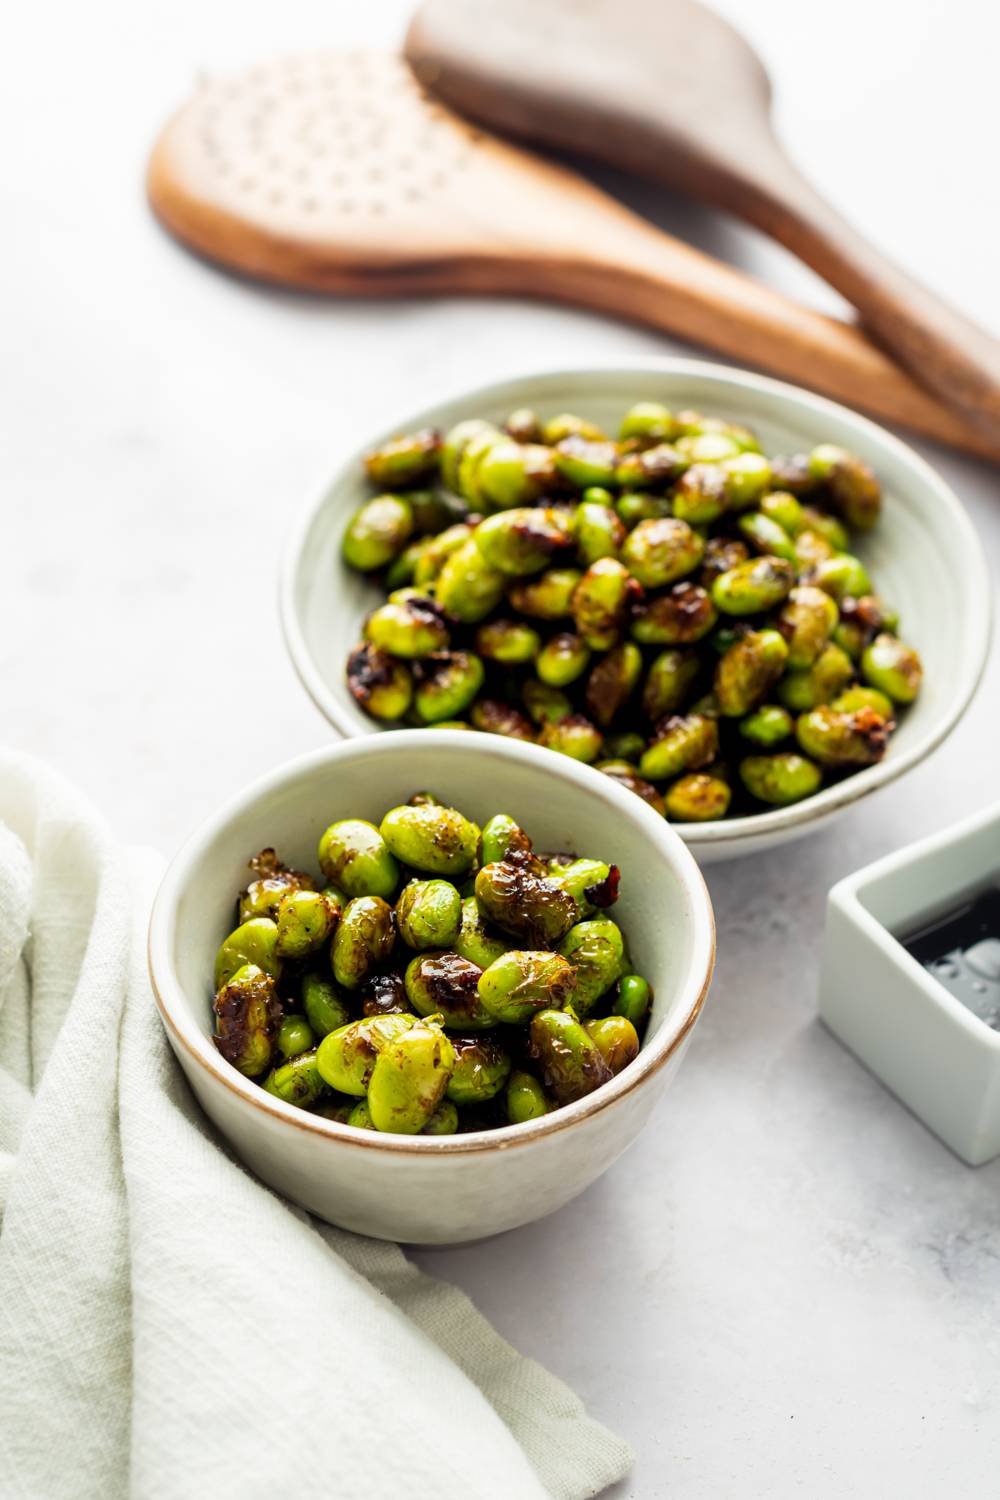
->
[711, 149, 1000, 448]
[514, 222, 1000, 462]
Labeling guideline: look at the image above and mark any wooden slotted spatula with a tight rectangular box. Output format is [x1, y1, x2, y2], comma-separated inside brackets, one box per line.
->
[405, 0, 1000, 448]
[147, 51, 1000, 461]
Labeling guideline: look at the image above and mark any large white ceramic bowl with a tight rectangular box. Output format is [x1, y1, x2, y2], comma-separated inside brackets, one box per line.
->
[281, 359, 991, 862]
[148, 731, 715, 1244]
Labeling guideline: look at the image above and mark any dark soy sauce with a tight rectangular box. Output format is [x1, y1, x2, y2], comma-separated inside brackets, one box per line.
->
[903, 886, 1000, 1031]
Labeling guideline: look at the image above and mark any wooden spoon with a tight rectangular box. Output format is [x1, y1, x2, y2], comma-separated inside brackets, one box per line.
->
[147, 51, 1000, 461]
[405, 0, 1000, 447]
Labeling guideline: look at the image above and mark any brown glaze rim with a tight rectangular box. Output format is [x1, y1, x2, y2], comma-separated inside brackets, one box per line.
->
[148, 734, 716, 1157]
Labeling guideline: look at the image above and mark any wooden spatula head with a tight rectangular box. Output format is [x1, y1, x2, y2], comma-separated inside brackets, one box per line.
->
[406, 0, 780, 198]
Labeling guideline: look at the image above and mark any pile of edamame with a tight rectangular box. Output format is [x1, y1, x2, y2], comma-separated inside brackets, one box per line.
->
[212, 795, 652, 1134]
[340, 402, 923, 818]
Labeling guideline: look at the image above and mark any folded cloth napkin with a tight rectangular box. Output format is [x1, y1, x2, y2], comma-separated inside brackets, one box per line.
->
[0, 752, 632, 1500]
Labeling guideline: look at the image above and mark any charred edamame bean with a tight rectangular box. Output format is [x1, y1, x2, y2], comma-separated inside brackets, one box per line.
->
[213, 963, 281, 1077]
[528, 1010, 613, 1105]
[214, 917, 282, 991]
[474, 507, 573, 576]
[364, 428, 441, 489]
[274, 889, 339, 960]
[665, 772, 732, 822]
[316, 1013, 416, 1095]
[319, 818, 399, 900]
[795, 704, 892, 766]
[621, 517, 704, 588]
[475, 858, 579, 945]
[639, 713, 718, 781]
[364, 592, 450, 659]
[861, 633, 923, 704]
[558, 919, 626, 1015]
[331, 896, 396, 990]
[380, 801, 480, 876]
[478, 949, 575, 1023]
[346, 643, 413, 722]
[396, 879, 462, 950]
[446, 1035, 513, 1105]
[714, 629, 789, 717]
[413, 650, 485, 723]
[584, 1015, 640, 1075]
[537, 714, 604, 763]
[367, 1018, 455, 1134]
[404, 950, 496, 1029]
[453, 896, 509, 969]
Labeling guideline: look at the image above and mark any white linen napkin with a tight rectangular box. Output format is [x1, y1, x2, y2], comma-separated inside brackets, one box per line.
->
[0, 751, 632, 1500]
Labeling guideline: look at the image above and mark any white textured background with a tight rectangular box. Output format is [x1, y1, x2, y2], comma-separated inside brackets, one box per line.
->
[3, 1, 999, 1494]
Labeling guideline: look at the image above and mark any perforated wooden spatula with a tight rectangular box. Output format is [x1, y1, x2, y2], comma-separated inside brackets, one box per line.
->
[405, 0, 1000, 449]
[147, 52, 1000, 461]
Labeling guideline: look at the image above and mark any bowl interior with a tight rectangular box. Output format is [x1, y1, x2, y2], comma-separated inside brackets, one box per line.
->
[284, 362, 990, 848]
[154, 733, 714, 1142]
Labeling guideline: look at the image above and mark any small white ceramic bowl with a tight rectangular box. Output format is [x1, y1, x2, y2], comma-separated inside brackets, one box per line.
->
[820, 800, 1000, 1166]
[148, 731, 714, 1243]
[280, 359, 991, 863]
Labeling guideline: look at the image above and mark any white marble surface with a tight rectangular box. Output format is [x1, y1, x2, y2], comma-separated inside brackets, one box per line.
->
[5, 0, 1000, 1492]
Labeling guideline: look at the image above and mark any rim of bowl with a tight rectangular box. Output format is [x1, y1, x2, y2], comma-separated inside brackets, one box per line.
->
[148, 731, 716, 1155]
[279, 356, 993, 848]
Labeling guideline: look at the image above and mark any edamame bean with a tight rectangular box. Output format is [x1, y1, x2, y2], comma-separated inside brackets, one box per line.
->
[621, 517, 704, 588]
[342, 495, 413, 571]
[584, 1015, 640, 1074]
[528, 1010, 612, 1105]
[446, 1036, 513, 1105]
[740, 753, 823, 805]
[276, 1014, 315, 1060]
[559, 919, 626, 1016]
[665, 772, 732, 822]
[315, 1013, 416, 1095]
[214, 918, 282, 991]
[274, 889, 339, 960]
[478, 950, 575, 1023]
[506, 1070, 550, 1123]
[715, 629, 789, 717]
[413, 650, 485, 723]
[346, 642, 413, 722]
[318, 819, 399, 900]
[475, 859, 579, 945]
[364, 428, 441, 489]
[264, 1047, 327, 1107]
[796, 705, 891, 766]
[364, 593, 450, 658]
[380, 802, 480, 876]
[614, 974, 652, 1029]
[302, 970, 351, 1038]
[453, 896, 509, 969]
[331, 896, 396, 990]
[404, 951, 496, 1029]
[639, 713, 718, 781]
[367, 1019, 456, 1134]
[396, 879, 462, 950]
[861, 633, 923, 704]
[213, 963, 281, 1077]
